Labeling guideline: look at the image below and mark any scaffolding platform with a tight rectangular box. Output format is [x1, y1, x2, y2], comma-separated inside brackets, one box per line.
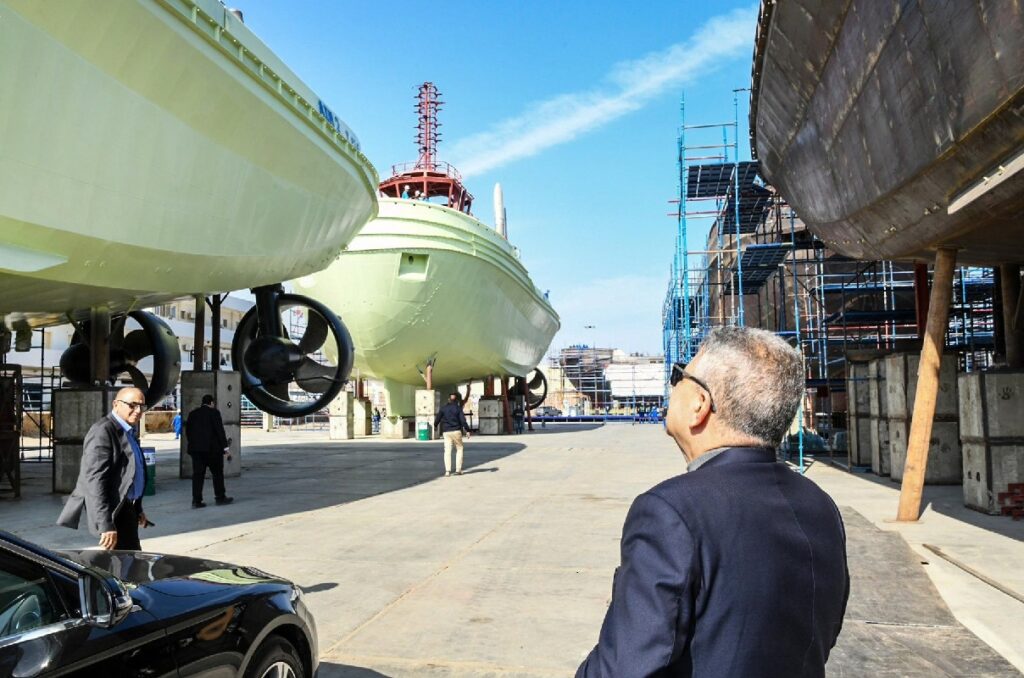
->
[729, 243, 791, 293]
[686, 161, 758, 199]
[720, 184, 773, 234]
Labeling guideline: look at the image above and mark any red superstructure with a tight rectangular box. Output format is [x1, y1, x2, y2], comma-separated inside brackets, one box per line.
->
[377, 82, 474, 214]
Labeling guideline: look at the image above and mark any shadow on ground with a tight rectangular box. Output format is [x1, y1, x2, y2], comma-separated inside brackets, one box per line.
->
[8, 439, 527, 549]
[317, 663, 389, 678]
[515, 423, 605, 435]
[831, 509, 1019, 676]
[809, 458, 1024, 543]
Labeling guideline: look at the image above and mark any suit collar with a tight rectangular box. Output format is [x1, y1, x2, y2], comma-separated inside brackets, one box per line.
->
[109, 411, 132, 432]
[690, 446, 776, 471]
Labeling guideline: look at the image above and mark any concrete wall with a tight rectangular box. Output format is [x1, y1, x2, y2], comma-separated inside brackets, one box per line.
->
[959, 370, 1024, 514]
[886, 353, 961, 484]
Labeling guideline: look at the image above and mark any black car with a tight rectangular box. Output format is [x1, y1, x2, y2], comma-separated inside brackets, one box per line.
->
[0, 531, 317, 677]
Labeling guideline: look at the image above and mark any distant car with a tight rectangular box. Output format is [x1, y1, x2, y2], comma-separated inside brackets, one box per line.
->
[779, 432, 829, 459]
[0, 530, 317, 677]
[829, 430, 849, 455]
[534, 406, 562, 417]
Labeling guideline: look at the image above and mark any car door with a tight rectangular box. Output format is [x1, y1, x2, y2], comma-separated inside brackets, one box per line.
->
[0, 543, 176, 677]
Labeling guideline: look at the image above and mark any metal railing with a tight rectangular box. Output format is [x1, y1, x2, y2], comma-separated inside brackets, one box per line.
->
[389, 160, 463, 182]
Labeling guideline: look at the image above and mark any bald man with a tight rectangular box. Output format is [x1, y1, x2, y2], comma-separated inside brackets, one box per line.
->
[58, 387, 152, 550]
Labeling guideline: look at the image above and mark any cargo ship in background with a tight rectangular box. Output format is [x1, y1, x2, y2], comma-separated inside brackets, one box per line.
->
[297, 82, 560, 419]
[750, 0, 1024, 265]
[0, 0, 378, 414]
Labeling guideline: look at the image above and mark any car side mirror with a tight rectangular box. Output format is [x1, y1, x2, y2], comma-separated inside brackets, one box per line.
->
[78, 568, 133, 629]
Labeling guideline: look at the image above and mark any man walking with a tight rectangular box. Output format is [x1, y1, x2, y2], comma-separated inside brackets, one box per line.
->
[57, 387, 152, 551]
[185, 394, 233, 508]
[578, 327, 849, 677]
[434, 392, 470, 476]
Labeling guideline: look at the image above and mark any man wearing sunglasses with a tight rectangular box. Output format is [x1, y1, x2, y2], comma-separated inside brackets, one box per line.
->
[58, 387, 153, 551]
[578, 327, 849, 677]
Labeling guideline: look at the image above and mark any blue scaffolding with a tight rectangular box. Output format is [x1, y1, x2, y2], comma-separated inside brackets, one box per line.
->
[662, 91, 766, 386]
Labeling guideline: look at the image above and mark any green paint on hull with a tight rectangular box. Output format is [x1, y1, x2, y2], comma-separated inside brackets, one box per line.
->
[0, 0, 378, 325]
[296, 198, 560, 416]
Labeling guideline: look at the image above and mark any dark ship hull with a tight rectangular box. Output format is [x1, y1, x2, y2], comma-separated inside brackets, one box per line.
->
[750, 0, 1024, 265]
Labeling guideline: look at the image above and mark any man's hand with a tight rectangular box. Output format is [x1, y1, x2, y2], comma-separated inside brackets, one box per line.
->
[99, 531, 117, 550]
[465, 431, 471, 439]
[138, 512, 148, 527]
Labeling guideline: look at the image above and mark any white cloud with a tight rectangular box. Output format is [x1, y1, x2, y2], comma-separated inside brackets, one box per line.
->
[449, 5, 757, 178]
[547, 274, 668, 356]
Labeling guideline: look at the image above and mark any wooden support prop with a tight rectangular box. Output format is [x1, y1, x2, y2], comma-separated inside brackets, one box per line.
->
[424, 363, 433, 390]
[484, 375, 494, 397]
[500, 378, 511, 434]
[897, 248, 957, 522]
[913, 263, 930, 340]
[193, 294, 206, 371]
[208, 294, 223, 372]
[89, 308, 111, 386]
[1000, 263, 1023, 368]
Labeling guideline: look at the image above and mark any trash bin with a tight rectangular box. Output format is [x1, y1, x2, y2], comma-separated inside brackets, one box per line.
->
[142, 447, 156, 496]
[416, 421, 431, 441]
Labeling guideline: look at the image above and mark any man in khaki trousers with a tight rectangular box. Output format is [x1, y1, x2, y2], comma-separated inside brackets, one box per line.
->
[434, 392, 471, 476]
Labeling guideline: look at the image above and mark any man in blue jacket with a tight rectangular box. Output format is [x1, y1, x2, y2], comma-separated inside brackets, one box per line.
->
[577, 327, 849, 677]
[434, 392, 470, 476]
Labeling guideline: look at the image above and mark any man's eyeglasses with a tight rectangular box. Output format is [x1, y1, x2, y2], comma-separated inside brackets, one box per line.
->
[669, 363, 717, 413]
[117, 400, 148, 413]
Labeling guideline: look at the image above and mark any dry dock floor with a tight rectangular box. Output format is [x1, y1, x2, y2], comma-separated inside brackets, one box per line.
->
[3, 423, 1023, 676]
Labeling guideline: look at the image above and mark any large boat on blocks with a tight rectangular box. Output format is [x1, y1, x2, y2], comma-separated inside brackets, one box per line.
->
[297, 82, 560, 418]
[750, 0, 1024, 265]
[0, 0, 378, 414]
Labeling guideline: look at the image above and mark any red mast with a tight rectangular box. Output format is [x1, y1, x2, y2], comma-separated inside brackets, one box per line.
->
[378, 82, 473, 213]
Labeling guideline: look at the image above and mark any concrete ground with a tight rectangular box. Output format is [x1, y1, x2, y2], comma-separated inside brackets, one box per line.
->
[2, 424, 1023, 676]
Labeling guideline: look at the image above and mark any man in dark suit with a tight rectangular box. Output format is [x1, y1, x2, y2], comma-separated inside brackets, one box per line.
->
[57, 387, 151, 550]
[185, 394, 232, 508]
[578, 327, 849, 677]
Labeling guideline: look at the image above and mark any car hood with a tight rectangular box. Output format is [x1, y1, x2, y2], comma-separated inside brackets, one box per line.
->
[58, 549, 290, 590]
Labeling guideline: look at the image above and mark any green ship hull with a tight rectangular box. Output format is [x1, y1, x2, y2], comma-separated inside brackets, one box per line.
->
[296, 198, 560, 416]
[0, 0, 378, 328]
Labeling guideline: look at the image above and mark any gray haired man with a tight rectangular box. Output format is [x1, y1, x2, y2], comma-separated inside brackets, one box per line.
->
[578, 327, 849, 677]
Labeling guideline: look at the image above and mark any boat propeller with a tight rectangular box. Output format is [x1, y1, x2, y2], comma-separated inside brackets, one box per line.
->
[523, 368, 547, 410]
[231, 287, 354, 418]
[59, 311, 182, 407]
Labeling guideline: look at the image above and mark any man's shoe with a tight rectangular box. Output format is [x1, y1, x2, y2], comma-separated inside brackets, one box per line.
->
[444, 472, 451, 477]
[192, 501, 206, 509]
[215, 496, 234, 505]
[456, 470, 463, 476]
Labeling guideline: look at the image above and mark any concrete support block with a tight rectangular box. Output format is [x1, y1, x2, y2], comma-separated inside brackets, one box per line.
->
[382, 416, 414, 439]
[52, 388, 112, 494]
[353, 397, 373, 437]
[959, 370, 1024, 513]
[329, 392, 355, 440]
[867, 359, 890, 476]
[478, 418, 503, 435]
[478, 396, 504, 435]
[886, 353, 961, 485]
[890, 420, 962, 484]
[414, 390, 442, 440]
[415, 389, 442, 416]
[846, 362, 873, 466]
[180, 371, 242, 479]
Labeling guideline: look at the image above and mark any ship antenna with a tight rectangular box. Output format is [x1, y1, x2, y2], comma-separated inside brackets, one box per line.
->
[415, 82, 443, 171]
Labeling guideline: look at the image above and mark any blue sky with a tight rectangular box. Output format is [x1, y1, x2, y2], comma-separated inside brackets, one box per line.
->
[239, 1, 759, 355]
